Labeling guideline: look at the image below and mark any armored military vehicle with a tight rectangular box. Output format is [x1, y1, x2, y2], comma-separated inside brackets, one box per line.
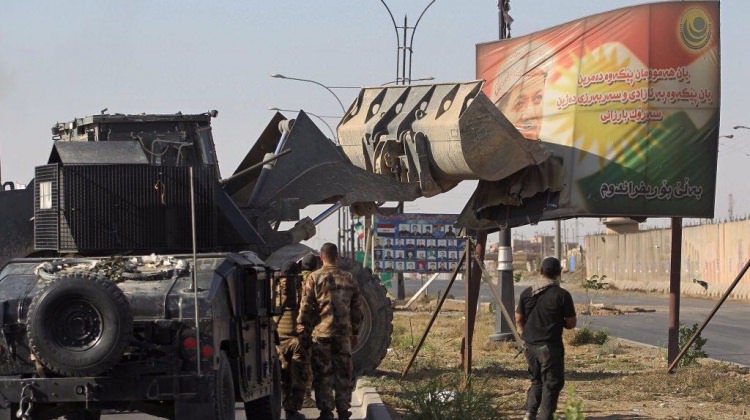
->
[0, 81, 558, 419]
[0, 110, 396, 419]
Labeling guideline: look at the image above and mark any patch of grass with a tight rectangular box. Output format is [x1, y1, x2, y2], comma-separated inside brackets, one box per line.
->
[595, 338, 625, 356]
[678, 322, 708, 367]
[568, 323, 609, 346]
[389, 319, 415, 351]
[401, 373, 501, 420]
[556, 387, 584, 420]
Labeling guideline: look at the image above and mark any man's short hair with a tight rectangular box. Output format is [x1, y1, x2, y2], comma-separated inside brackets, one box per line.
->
[540, 257, 562, 278]
[320, 243, 338, 261]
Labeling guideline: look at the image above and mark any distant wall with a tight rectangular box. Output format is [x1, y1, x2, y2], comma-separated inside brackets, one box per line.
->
[583, 220, 750, 299]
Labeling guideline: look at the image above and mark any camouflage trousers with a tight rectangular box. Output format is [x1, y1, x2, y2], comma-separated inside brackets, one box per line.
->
[311, 336, 353, 414]
[278, 336, 311, 412]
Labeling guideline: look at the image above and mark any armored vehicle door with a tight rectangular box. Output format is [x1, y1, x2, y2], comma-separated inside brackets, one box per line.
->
[225, 253, 276, 399]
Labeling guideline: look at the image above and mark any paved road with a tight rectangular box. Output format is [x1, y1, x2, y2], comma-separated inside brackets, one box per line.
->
[403, 277, 750, 366]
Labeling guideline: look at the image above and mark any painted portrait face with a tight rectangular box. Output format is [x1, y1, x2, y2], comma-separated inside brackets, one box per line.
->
[501, 71, 546, 140]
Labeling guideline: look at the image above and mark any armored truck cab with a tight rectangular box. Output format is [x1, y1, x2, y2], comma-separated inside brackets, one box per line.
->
[0, 252, 280, 419]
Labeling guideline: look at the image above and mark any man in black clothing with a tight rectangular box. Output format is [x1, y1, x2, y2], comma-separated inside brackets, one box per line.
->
[515, 257, 577, 420]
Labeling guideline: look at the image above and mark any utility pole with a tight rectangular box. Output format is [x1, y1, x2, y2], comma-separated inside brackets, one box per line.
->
[498, 0, 512, 39]
[490, 0, 515, 342]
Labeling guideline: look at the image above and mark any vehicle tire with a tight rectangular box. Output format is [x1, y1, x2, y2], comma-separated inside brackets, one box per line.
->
[27, 272, 133, 377]
[244, 358, 281, 420]
[214, 351, 236, 420]
[340, 260, 393, 376]
[172, 351, 237, 420]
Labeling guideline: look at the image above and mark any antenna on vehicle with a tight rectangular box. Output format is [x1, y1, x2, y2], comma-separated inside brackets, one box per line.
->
[189, 166, 201, 376]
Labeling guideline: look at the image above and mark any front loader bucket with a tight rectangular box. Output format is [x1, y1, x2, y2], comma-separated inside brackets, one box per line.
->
[226, 111, 422, 211]
[336, 80, 553, 197]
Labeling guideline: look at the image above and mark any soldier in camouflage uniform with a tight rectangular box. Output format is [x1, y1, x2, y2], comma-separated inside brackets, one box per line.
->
[299, 253, 321, 408]
[275, 261, 310, 420]
[297, 243, 362, 420]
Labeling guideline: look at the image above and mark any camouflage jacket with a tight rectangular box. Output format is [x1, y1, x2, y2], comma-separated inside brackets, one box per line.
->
[275, 274, 303, 337]
[278, 274, 302, 310]
[297, 265, 362, 338]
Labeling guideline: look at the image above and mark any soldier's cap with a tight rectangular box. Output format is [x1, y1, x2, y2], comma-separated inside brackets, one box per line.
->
[281, 261, 299, 276]
[540, 257, 562, 278]
[300, 253, 319, 271]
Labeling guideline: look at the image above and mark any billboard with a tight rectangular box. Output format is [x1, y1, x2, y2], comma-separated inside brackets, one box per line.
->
[476, 1, 720, 219]
[373, 214, 466, 274]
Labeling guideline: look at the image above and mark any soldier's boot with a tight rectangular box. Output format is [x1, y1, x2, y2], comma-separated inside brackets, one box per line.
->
[302, 390, 316, 408]
[316, 410, 335, 420]
[337, 410, 352, 420]
[285, 410, 306, 420]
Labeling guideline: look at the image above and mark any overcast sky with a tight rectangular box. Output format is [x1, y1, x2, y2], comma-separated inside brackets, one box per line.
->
[2, 0, 747, 246]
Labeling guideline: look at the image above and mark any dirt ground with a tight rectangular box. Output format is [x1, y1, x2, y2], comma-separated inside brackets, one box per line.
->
[364, 278, 750, 419]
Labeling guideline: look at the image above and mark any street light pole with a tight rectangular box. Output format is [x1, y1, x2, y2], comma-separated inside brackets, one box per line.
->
[271, 73, 357, 257]
[378, 0, 436, 85]
[270, 73, 349, 114]
[377, 0, 436, 300]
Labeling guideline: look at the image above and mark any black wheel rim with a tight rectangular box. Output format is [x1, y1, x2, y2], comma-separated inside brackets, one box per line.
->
[51, 298, 103, 350]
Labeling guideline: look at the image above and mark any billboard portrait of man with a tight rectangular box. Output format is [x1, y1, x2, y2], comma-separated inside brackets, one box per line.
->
[496, 69, 546, 140]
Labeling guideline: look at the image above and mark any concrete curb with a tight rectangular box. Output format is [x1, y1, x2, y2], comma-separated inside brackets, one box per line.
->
[352, 379, 391, 420]
[286, 378, 392, 420]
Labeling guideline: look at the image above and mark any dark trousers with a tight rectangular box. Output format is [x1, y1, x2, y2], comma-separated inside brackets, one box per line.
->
[524, 343, 565, 420]
[311, 336, 353, 415]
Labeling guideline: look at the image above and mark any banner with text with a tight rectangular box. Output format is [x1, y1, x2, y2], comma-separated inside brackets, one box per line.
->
[373, 214, 466, 274]
[476, 1, 719, 218]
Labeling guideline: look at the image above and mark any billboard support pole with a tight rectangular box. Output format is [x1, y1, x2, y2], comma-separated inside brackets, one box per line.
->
[462, 233, 485, 375]
[462, 237, 474, 375]
[489, 0, 516, 343]
[667, 217, 683, 366]
[490, 228, 515, 341]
